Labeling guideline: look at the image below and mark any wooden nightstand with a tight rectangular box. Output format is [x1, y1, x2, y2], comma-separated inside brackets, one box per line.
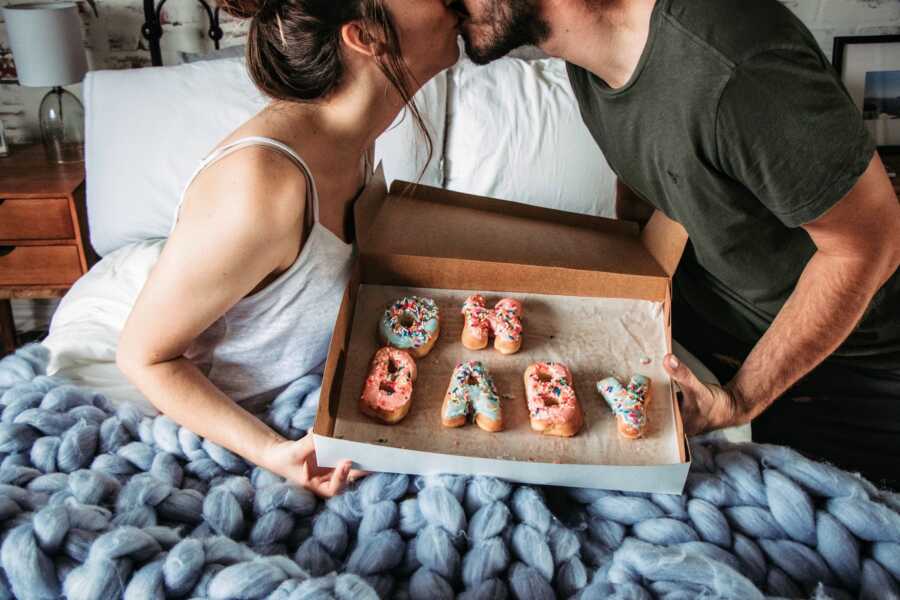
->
[0, 144, 95, 356]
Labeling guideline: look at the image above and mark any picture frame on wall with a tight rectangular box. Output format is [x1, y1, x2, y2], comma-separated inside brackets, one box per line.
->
[0, 48, 17, 83]
[833, 34, 900, 155]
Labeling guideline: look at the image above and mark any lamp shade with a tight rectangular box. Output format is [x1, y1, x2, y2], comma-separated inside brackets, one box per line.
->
[1, 3, 87, 87]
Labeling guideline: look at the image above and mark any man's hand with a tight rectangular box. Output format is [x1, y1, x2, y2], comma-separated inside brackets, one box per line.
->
[663, 354, 747, 436]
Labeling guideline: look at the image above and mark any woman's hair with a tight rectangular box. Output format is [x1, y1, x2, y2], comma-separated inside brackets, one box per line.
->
[219, 0, 432, 173]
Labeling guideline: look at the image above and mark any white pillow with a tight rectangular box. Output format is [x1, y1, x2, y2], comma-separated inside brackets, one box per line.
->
[84, 58, 266, 256]
[373, 72, 447, 187]
[84, 58, 448, 256]
[444, 56, 616, 217]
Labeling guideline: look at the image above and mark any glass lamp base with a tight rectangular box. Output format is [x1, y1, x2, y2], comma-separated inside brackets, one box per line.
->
[39, 86, 85, 163]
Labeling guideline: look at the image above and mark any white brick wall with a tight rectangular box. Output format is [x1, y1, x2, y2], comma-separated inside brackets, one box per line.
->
[0, 0, 248, 143]
[1, 0, 899, 334]
[1, 0, 898, 143]
[817, 0, 900, 30]
[812, 0, 900, 58]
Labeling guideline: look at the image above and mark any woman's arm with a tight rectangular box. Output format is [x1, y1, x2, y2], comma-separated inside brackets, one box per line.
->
[117, 149, 360, 496]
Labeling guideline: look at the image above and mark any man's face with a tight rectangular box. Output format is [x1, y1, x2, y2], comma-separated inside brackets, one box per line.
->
[455, 0, 550, 64]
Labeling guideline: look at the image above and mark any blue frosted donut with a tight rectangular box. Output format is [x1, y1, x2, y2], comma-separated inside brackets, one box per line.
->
[379, 296, 440, 352]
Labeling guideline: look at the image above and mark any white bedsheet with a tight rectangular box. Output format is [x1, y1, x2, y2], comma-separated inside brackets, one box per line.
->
[43, 240, 165, 415]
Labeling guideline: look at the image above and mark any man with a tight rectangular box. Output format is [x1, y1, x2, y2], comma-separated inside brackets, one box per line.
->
[455, 0, 900, 486]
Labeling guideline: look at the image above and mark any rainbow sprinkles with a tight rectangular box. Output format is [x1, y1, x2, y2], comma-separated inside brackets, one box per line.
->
[460, 295, 524, 354]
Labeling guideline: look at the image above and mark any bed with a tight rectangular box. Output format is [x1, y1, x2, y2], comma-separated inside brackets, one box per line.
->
[4, 9, 898, 600]
[43, 25, 726, 416]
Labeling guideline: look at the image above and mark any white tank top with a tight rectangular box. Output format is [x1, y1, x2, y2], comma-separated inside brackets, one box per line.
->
[171, 136, 355, 409]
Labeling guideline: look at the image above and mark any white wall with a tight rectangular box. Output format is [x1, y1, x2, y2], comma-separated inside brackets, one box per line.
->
[0, 0, 250, 143]
[2, 0, 898, 141]
[787, 0, 900, 51]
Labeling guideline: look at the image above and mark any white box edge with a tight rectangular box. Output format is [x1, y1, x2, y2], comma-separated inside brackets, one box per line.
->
[314, 433, 691, 495]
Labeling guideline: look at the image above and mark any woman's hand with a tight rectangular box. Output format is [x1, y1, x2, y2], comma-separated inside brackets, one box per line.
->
[262, 433, 368, 498]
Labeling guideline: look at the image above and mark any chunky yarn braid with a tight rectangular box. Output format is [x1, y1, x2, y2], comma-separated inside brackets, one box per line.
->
[0, 345, 898, 599]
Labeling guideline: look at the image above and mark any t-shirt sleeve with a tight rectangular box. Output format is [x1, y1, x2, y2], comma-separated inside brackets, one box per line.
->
[715, 47, 876, 228]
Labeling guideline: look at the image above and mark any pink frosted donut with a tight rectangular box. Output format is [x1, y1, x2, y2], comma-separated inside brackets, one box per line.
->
[360, 347, 417, 424]
[523, 362, 583, 437]
[489, 298, 523, 353]
[461, 295, 491, 349]
[461, 295, 524, 354]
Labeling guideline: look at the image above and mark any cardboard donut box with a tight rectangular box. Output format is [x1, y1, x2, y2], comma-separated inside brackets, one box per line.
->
[313, 166, 693, 494]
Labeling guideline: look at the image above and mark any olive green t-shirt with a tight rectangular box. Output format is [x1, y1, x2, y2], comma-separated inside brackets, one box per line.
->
[566, 0, 900, 369]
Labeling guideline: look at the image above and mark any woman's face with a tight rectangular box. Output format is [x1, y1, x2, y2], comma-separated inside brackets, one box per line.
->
[383, 0, 461, 86]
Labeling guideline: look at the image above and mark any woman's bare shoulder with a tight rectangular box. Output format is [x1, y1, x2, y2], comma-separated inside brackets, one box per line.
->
[180, 145, 309, 241]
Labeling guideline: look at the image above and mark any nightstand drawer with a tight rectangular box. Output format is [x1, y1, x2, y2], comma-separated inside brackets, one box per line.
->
[0, 198, 74, 240]
[0, 245, 82, 285]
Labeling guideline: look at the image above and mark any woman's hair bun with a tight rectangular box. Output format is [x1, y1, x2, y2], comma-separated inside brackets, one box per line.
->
[218, 0, 262, 20]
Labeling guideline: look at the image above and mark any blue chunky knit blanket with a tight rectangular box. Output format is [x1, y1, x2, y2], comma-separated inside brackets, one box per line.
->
[0, 345, 898, 600]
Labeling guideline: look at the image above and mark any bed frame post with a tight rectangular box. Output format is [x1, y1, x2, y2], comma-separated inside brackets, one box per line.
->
[141, 0, 224, 67]
[142, 0, 163, 67]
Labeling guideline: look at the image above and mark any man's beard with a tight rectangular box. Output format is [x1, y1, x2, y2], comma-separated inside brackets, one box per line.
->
[462, 0, 550, 65]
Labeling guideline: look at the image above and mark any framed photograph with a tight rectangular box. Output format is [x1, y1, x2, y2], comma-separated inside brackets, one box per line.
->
[0, 48, 17, 83]
[833, 35, 900, 154]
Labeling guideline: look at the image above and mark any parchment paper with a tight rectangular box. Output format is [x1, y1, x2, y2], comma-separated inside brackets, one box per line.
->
[332, 285, 681, 466]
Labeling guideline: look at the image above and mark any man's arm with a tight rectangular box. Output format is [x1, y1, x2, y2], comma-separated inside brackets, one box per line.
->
[669, 153, 900, 434]
[731, 153, 900, 418]
[615, 178, 655, 226]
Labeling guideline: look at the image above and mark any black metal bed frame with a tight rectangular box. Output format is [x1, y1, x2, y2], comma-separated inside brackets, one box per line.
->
[142, 0, 224, 66]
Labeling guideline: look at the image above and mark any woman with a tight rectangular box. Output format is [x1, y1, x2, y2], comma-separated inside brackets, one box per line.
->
[115, 0, 461, 497]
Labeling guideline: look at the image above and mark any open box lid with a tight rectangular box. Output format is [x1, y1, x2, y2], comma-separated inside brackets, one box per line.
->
[354, 166, 689, 299]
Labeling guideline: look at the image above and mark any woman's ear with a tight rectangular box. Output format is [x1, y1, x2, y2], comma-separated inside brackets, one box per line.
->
[341, 21, 385, 58]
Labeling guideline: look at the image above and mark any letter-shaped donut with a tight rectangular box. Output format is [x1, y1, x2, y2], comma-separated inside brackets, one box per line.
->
[360, 347, 418, 424]
[379, 296, 440, 358]
[442, 360, 503, 432]
[596, 375, 651, 439]
[461, 295, 523, 354]
[461, 295, 491, 349]
[523, 362, 583, 437]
